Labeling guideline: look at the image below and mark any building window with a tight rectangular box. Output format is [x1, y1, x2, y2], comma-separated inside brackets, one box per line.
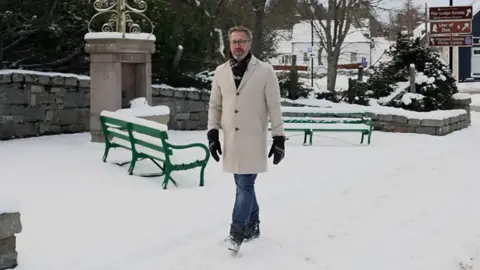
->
[350, 52, 358, 63]
[303, 52, 308, 62]
[281, 55, 292, 64]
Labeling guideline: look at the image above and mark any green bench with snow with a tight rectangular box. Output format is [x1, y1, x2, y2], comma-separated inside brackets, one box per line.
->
[275, 107, 374, 145]
[99, 110, 210, 189]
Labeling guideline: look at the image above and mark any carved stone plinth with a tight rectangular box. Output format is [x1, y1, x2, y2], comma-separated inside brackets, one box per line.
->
[84, 32, 156, 142]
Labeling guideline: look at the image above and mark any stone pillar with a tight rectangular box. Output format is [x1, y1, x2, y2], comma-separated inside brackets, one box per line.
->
[84, 32, 156, 142]
[0, 212, 22, 270]
[453, 96, 472, 125]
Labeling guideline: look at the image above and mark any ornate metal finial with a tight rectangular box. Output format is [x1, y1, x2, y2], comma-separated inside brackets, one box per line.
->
[87, 0, 154, 34]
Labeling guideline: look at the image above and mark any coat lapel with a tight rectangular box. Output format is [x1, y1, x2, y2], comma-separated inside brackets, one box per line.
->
[236, 56, 258, 92]
[224, 64, 238, 93]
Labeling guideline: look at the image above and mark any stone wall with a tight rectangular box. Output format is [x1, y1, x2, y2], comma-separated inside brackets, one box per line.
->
[0, 212, 22, 269]
[151, 86, 209, 130]
[0, 72, 209, 140]
[0, 71, 473, 140]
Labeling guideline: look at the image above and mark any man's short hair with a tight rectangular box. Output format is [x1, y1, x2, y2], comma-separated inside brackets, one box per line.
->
[228, 26, 253, 41]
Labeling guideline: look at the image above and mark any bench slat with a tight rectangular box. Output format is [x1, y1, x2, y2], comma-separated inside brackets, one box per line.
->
[107, 127, 130, 139]
[100, 116, 129, 128]
[128, 123, 172, 155]
[281, 122, 370, 131]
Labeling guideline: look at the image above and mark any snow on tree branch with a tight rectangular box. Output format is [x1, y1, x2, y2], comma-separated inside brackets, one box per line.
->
[214, 28, 225, 59]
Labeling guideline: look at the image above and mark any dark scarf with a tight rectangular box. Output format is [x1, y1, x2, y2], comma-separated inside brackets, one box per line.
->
[229, 51, 252, 88]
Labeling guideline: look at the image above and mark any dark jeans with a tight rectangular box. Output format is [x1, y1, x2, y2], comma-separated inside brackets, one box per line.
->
[231, 174, 259, 230]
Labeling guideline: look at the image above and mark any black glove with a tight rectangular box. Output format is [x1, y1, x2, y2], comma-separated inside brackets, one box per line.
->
[268, 136, 285, 165]
[207, 129, 222, 162]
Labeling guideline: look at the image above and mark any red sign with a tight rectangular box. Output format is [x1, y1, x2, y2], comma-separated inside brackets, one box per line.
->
[430, 20, 472, 35]
[429, 35, 473, 47]
[429, 6, 473, 20]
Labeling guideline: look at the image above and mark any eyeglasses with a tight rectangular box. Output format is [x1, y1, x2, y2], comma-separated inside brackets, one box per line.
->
[230, 39, 250, 45]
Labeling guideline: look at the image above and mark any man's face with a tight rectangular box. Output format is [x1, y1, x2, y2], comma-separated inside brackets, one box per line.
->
[229, 31, 251, 61]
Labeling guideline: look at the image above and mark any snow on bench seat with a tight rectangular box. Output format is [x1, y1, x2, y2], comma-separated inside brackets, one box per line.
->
[282, 116, 369, 123]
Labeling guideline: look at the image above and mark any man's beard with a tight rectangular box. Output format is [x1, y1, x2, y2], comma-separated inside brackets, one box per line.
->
[232, 50, 247, 60]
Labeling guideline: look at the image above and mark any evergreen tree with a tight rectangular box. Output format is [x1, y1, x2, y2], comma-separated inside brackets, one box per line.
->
[367, 32, 458, 111]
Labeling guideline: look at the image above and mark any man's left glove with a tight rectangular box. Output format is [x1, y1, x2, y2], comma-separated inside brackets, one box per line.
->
[268, 136, 285, 165]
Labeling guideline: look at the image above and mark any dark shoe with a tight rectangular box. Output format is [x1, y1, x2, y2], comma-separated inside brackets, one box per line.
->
[244, 220, 260, 242]
[224, 225, 245, 252]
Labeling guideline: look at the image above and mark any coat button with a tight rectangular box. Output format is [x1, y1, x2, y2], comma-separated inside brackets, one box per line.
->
[236, 92, 240, 96]
[235, 109, 238, 113]
[235, 127, 239, 131]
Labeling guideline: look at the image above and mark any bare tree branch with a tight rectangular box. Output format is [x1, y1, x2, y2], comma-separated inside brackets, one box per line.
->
[300, 0, 383, 91]
[20, 45, 83, 69]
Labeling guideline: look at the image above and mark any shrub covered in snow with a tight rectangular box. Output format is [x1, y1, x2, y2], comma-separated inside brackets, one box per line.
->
[315, 77, 371, 106]
[366, 33, 458, 112]
[345, 78, 371, 106]
[278, 65, 313, 100]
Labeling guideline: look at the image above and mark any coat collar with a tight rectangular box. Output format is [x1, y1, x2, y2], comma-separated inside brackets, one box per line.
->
[236, 56, 258, 92]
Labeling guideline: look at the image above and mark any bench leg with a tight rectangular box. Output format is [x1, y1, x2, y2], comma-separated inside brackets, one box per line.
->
[199, 163, 207, 187]
[128, 151, 141, 175]
[162, 170, 178, 189]
[128, 157, 138, 175]
[303, 131, 308, 145]
[102, 143, 111, 162]
[360, 132, 365, 144]
[367, 131, 372, 145]
[309, 131, 313, 145]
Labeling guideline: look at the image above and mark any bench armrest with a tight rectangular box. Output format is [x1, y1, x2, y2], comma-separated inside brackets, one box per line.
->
[165, 142, 211, 163]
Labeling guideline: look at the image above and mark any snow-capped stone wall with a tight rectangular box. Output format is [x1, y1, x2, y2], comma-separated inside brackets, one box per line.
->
[0, 210, 22, 270]
[0, 70, 472, 140]
[0, 71, 209, 140]
[281, 96, 471, 136]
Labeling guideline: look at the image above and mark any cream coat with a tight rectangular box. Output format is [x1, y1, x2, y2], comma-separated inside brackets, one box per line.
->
[207, 56, 285, 174]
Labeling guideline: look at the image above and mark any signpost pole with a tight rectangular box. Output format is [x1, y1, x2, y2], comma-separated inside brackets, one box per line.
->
[425, 2, 428, 47]
[310, 15, 314, 88]
[449, 0, 453, 73]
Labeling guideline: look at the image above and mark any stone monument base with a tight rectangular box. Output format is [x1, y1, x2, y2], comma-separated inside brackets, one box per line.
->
[84, 32, 156, 143]
[0, 212, 22, 270]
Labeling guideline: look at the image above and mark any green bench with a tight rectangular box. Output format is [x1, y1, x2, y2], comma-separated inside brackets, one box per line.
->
[99, 110, 210, 189]
[272, 109, 373, 145]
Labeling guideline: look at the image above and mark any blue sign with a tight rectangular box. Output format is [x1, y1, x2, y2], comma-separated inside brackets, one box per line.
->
[465, 36, 472, 45]
[307, 47, 312, 53]
[361, 57, 367, 67]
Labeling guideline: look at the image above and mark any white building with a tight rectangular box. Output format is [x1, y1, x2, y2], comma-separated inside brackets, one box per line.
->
[268, 30, 294, 66]
[291, 20, 372, 73]
[267, 20, 396, 74]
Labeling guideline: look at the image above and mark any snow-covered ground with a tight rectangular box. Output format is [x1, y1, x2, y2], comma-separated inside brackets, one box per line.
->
[457, 82, 480, 109]
[458, 82, 480, 94]
[2, 112, 480, 270]
[300, 74, 360, 93]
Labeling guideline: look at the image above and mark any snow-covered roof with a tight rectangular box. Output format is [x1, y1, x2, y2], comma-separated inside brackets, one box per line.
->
[474, 0, 480, 16]
[291, 20, 371, 44]
[273, 30, 293, 54]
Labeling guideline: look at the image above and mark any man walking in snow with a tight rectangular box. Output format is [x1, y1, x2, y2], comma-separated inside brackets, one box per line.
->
[206, 25, 286, 252]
